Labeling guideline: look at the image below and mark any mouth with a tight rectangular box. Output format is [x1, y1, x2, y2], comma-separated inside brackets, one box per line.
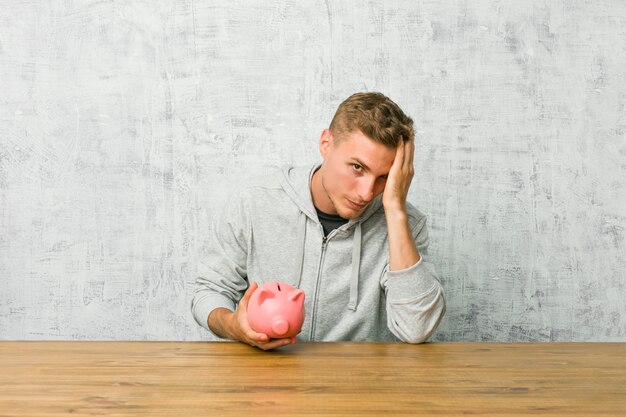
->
[346, 199, 367, 211]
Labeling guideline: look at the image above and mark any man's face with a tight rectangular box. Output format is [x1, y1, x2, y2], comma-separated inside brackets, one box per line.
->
[313, 129, 396, 219]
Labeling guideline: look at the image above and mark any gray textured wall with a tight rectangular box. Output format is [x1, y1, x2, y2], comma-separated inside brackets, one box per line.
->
[1, 1, 625, 341]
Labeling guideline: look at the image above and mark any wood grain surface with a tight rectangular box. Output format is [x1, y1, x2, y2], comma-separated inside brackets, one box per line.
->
[0, 341, 624, 416]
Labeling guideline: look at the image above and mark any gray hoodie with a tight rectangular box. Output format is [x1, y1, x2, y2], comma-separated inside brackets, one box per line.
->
[192, 164, 445, 343]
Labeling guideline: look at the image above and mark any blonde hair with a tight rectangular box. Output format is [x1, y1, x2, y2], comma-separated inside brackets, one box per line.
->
[329, 92, 414, 147]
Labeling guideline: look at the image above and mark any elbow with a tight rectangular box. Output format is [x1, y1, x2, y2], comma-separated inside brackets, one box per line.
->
[405, 327, 437, 344]
[403, 334, 430, 345]
[389, 292, 446, 344]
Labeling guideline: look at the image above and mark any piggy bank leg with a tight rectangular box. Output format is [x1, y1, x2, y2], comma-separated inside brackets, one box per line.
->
[291, 336, 296, 344]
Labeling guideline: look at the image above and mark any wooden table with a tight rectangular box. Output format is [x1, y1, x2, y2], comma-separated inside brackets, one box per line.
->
[0, 341, 624, 416]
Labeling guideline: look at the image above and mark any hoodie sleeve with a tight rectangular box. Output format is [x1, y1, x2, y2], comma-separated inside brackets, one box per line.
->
[380, 215, 446, 344]
[191, 190, 250, 338]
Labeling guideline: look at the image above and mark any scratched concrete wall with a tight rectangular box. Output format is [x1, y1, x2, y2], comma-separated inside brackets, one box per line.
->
[1, 1, 625, 341]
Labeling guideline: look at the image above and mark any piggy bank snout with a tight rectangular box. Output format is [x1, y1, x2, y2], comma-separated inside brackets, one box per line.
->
[271, 318, 290, 336]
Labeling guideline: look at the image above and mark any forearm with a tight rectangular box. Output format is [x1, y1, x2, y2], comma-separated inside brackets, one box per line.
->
[385, 208, 421, 271]
[208, 307, 236, 340]
[383, 259, 446, 343]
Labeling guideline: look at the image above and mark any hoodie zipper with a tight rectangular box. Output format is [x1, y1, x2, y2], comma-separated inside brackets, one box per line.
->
[308, 234, 329, 341]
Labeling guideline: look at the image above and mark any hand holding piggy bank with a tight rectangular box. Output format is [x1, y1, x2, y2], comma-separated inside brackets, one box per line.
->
[247, 282, 305, 343]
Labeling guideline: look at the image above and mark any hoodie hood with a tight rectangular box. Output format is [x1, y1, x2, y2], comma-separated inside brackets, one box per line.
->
[280, 164, 383, 311]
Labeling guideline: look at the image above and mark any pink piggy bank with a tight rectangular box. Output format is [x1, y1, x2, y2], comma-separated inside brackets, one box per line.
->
[247, 282, 305, 343]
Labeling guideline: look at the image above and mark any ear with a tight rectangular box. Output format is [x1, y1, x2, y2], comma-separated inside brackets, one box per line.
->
[319, 129, 332, 158]
[257, 288, 275, 304]
[289, 289, 305, 304]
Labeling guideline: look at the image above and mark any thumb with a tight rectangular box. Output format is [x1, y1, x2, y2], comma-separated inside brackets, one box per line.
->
[239, 282, 259, 314]
[239, 282, 270, 343]
[242, 282, 258, 303]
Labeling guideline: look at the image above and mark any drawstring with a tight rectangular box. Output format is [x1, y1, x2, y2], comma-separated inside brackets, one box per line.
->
[294, 211, 307, 289]
[347, 222, 362, 311]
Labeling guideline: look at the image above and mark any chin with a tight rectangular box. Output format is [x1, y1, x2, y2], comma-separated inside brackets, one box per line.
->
[338, 206, 363, 220]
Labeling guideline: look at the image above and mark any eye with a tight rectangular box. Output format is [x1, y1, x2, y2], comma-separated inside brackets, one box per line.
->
[352, 163, 363, 172]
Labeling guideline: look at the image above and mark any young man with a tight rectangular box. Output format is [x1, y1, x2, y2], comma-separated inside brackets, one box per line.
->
[192, 92, 445, 350]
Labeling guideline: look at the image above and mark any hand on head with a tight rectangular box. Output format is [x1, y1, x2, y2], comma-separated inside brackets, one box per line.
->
[382, 139, 415, 212]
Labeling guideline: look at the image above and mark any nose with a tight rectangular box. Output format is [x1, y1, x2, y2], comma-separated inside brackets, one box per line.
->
[357, 176, 376, 203]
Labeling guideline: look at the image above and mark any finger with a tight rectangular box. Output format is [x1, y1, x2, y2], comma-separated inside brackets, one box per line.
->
[404, 139, 414, 172]
[232, 319, 269, 345]
[392, 140, 405, 172]
[255, 337, 294, 351]
[244, 326, 270, 343]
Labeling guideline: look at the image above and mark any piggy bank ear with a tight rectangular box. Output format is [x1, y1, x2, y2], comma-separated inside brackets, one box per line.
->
[258, 288, 275, 304]
[290, 289, 305, 304]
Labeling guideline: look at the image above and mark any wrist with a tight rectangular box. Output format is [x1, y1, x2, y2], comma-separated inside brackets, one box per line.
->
[384, 204, 408, 221]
